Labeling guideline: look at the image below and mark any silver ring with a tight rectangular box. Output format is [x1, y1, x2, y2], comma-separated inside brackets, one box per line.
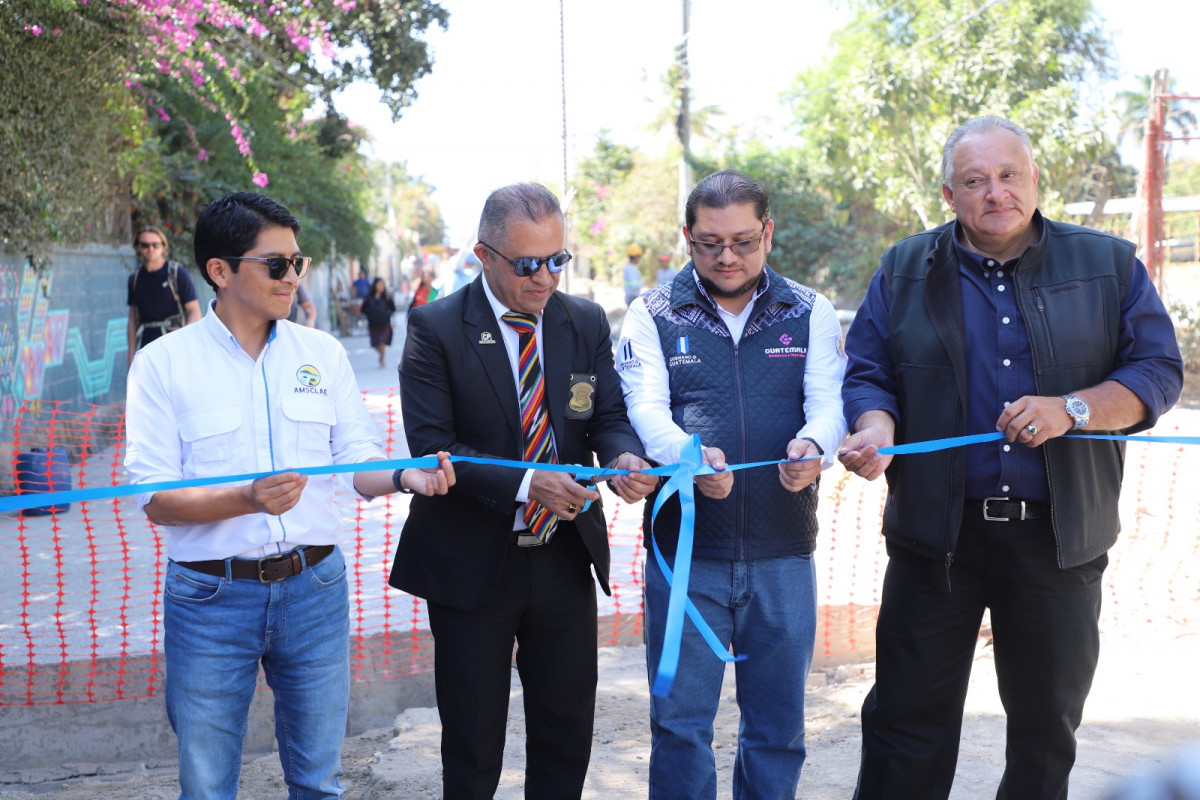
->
[1026, 424, 1038, 436]
[567, 503, 577, 514]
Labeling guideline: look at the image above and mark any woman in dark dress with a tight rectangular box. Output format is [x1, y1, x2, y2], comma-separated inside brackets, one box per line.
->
[361, 277, 396, 368]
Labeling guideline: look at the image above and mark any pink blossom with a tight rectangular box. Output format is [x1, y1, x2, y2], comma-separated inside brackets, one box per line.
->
[252, 172, 270, 188]
[26, 25, 43, 36]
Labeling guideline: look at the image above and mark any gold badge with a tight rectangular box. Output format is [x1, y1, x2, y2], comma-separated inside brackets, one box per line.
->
[569, 382, 595, 412]
[565, 373, 597, 419]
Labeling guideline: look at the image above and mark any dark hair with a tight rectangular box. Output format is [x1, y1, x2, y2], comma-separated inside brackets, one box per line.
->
[684, 169, 770, 230]
[476, 183, 563, 249]
[193, 192, 301, 290]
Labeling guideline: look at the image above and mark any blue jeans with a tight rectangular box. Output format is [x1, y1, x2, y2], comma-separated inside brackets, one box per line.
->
[645, 553, 818, 800]
[164, 547, 351, 800]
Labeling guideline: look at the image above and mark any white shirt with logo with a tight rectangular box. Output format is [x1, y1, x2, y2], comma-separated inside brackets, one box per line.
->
[125, 304, 385, 561]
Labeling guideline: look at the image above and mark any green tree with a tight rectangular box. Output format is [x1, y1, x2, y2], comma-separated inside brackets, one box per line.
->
[133, 71, 376, 267]
[1116, 72, 1199, 147]
[789, 0, 1114, 237]
[0, 2, 144, 251]
[368, 161, 445, 261]
[1, 0, 449, 253]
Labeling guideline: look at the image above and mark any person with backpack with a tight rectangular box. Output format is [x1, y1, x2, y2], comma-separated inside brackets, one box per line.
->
[127, 225, 202, 363]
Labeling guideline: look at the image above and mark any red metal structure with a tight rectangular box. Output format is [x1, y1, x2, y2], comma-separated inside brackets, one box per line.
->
[1140, 68, 1200, 293]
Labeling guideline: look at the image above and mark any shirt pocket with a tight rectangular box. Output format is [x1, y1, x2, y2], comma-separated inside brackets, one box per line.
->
[178, 406, 242, 468]
[281, 392, 336, 467]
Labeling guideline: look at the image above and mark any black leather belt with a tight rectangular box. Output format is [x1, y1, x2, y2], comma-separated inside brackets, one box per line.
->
[178, 544, 335, 583]
[967, 497, 1051, 522]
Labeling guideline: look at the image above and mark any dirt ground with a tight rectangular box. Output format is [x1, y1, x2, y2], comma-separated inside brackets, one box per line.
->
[7, 628, 1198, 799]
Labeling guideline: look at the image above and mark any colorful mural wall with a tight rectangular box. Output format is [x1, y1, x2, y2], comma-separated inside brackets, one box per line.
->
[0, 247, 132, 441]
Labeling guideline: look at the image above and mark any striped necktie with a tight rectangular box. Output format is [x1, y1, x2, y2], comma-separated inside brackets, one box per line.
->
[501, 311, 558, 544]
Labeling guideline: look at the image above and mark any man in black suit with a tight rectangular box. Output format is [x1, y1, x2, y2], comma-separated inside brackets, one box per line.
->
[390, 182, 657, 799]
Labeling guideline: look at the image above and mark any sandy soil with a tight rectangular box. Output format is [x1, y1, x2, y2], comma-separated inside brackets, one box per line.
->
[9, 627, 1198, 799]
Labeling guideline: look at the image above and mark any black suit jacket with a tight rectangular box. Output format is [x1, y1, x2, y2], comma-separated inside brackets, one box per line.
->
[389, 277, 645, 611]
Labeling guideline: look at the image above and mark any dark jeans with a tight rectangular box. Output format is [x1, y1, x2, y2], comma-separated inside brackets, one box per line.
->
[427, 529, 598, 800]
[855, 513, 1107, 800]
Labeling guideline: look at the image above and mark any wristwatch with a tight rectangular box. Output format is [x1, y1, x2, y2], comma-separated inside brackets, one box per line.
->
[1061, 394, 1090, 430]
[392, 468, 414, 494]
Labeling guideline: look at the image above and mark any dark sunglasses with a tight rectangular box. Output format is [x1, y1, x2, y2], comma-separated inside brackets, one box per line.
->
[479, 241, 572, 277]
[135, 241, 165, 250]
[221, 255, 312, 280]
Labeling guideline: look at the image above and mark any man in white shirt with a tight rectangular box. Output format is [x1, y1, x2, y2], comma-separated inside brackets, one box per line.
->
[125, 191, 454, 799]
[617, 169, 847, 800]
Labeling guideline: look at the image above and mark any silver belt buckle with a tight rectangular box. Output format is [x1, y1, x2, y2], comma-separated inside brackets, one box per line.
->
[982, 496, 1024, 522]
[516, 532, 544, 548]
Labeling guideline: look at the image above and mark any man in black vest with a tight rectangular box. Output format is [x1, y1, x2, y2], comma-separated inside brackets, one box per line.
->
[839, 115, 1184, 799]
[617, 170, 848, 799]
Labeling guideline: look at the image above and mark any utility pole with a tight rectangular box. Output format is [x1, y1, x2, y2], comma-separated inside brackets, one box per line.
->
[1140, 69, 1167, 293]
[676, 0, 692, 227]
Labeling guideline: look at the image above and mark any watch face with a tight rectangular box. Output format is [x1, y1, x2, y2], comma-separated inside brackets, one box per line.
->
[1065, 395, 1089, 425]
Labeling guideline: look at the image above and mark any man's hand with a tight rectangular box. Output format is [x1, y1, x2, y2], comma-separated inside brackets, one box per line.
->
[606, 453, 657, 504]
[838, 428, 894, 482]
[779, 438, 821, 492]
[401, 451, 456, 495]
[248, 471, 307, 515]
[995, 395, 1073, 448]
[529, 469, 601, 521]
[696, 446, 733, 500]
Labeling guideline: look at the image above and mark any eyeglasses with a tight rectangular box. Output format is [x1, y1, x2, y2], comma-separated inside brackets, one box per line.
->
[479, 241, 572, 277]
[135, 241, 164, 250]
[221, 255, 312, 280]
[688, 224, 768, 259]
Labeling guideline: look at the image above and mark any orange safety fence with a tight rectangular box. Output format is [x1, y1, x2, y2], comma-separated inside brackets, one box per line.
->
[1, 397, 1198, 705]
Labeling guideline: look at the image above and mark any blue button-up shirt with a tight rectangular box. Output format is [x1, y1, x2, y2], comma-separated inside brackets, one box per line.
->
[844, 225, 1179, 503]
[956, 239, 1049, 501]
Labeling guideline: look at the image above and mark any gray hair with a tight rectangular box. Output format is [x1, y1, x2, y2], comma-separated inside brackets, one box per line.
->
[476, 183, 563, 247]
[684, 169, 771, 230]
[941, 115, 1035, 188]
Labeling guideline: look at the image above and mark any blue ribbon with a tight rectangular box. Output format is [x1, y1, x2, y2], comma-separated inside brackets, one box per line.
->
[4, 429, 1200, 697]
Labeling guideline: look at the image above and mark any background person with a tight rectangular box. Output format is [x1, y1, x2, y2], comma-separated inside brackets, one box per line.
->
[390, 182, 656, 799]
[617, 169, 847, 800]
[409, 266, 438, 310]
[287, 281, 317, 327]
[654, 252, 676, 285]
[125, 191, 455, 799]
[127, 225, 202, 363]
[838, 115, 1184, 800]
[623, 243, 644, 305]
[361, 276, 396, 368]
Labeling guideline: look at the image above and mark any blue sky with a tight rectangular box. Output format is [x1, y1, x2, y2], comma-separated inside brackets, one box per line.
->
[335, 0, 1200, 244]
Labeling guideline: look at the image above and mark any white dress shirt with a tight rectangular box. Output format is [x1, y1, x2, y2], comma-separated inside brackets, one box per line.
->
[124, 303, 385, 561]
[479, 276, 560, 530]
[617, 270, 847, 467]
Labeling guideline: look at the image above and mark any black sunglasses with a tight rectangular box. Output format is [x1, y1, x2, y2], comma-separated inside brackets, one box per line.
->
[220, 255, 312, 280]
[479, 241, 572, 277]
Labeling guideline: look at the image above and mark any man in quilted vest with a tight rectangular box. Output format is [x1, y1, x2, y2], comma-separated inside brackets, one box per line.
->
[617, 169, 847, 799]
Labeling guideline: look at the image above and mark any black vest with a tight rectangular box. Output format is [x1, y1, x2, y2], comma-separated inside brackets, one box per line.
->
[876, 214, 1135, 568]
